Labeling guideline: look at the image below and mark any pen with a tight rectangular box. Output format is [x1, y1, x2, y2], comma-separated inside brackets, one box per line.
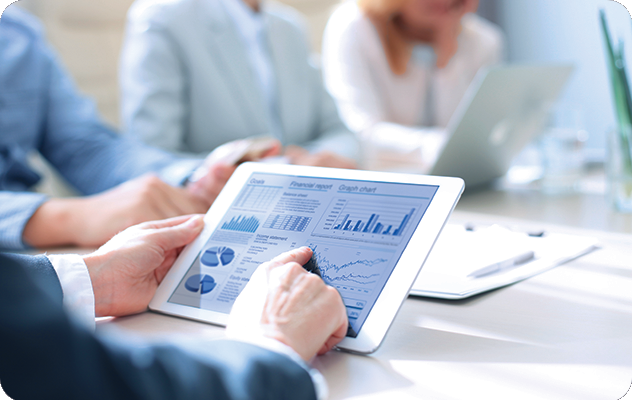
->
[467, 250, 535, 279]
[302, 255, 358, 337]
[302, 255, 322, 277]
[465, 223, 547, 237]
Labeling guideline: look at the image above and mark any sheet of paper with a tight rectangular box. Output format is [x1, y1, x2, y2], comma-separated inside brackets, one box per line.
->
[411, 224, 599, 299]
[421, 225, 534, 278]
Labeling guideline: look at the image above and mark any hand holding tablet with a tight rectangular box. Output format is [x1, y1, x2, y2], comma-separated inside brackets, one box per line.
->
[150, 163, 463, 353]
[228, 247, 348, 361]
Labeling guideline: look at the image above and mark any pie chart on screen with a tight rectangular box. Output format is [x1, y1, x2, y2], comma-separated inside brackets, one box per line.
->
[201, 246, 235, 267]
[184, 274, 216, 294]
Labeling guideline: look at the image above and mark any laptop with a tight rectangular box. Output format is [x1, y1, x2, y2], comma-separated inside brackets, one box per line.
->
[429, 64, 574, 187]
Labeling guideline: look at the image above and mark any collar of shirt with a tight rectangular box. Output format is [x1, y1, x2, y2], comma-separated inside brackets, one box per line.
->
[219, 0, 265, 47]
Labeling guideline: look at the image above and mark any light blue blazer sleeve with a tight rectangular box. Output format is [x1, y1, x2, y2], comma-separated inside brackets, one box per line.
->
[119, 5, 193, 156]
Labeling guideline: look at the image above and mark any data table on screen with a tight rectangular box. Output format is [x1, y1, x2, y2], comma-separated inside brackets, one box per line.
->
[232, 185, 281, 211]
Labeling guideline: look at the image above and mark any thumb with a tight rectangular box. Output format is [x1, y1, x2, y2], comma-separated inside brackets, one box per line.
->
[150, 215, 204, 251]
[317, 289, 349, 355]
[260, 140, 283, 159]
[187, 163, 235, 200]
[318, 314, 349, 355]
[209, 162, 235, 181]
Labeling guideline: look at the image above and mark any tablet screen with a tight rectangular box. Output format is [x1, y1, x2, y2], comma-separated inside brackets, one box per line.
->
[168, 172, 438, 335]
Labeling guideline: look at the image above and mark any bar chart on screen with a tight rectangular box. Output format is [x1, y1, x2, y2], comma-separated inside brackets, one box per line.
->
[220, 214, 261, 233]
[312, 197, 426, 245]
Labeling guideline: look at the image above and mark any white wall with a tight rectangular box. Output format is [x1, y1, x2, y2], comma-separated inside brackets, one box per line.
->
[495, 0, 632, 156]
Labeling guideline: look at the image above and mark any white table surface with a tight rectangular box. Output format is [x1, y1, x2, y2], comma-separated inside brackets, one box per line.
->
[93, 206, 632, 400]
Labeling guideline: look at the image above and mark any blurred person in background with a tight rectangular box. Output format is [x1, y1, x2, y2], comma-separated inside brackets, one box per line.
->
[0, 6, 241, 251]
[322, 0, 504, 170]
[119, 0, 358, 169]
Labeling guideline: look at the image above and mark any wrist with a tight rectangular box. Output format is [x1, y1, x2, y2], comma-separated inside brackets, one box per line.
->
[23, 198, 83, 247]
[82, 252, 113, 317]
[48, 254, 97, 329]
[261, 326, 313, 362]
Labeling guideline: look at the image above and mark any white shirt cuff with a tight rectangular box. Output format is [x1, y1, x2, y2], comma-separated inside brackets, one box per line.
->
[47, 254, 96, 330]
[233, 336, 329, 400]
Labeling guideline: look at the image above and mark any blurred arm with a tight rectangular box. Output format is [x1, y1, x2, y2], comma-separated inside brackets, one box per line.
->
[0, 11, 197, 250]
[0, 192, 48, 250]
[38, 39, 191, 194]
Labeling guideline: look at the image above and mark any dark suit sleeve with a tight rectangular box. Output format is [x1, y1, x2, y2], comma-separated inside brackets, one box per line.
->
[0, 253, 317, 400]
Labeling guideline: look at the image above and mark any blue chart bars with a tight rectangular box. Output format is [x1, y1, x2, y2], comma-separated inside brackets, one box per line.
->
[263, 214, 312, 232]
[313, 198, 425, 245]
[221, 215, 260, 233]
[333, 208, 416, 237]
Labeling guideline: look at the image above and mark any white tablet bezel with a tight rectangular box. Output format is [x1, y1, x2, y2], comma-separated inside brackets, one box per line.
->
[149, 163, 463, 353]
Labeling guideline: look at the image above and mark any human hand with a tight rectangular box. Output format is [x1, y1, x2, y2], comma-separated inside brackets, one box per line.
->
[202, 137, 282, 166]
[82, 215, 204, 317]
[185, 162, 237, 207]
[432, 0, 478, 68]
[186, 137, 283, 204]
[23, 175, 210, 248]
[227, 247, 348, 362]
[396, 0, 478, 68]
[284, 145, 357, 169]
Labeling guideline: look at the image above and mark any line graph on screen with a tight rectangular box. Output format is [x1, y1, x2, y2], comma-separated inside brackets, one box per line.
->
[306, 243, 393, 295]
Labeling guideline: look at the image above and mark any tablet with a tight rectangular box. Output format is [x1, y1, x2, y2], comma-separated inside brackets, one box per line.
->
[150, 163, 464, 353]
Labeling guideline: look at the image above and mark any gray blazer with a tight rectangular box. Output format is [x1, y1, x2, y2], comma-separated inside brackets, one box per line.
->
[120, 0, 357, 158]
